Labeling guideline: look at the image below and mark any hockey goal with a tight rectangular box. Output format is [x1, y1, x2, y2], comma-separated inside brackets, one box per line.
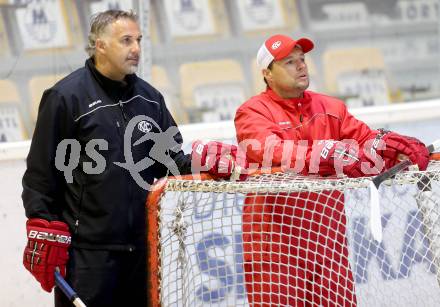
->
[146, 160, 440, 306]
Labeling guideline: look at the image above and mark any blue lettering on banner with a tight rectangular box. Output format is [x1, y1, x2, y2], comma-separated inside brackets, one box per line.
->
[196, 233, 234, 302]
[398, 210, 436, 278]
[353, 210, 435, 284]
[193, 209, 436, 303]
[353, 213, 398, 283]
[193, 193, 217, 220]
[233, 232, 245, 299]
[193, 194, 244, 220]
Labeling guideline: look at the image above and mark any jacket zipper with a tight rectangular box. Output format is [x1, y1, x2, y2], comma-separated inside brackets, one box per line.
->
[74, 184, 85, 235]
[74, 220, 79, 234]
[119, 100, 128, 122]
[118, 99, 134, 245]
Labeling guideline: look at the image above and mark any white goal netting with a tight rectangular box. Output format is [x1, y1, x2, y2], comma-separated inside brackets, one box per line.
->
[147, 161, 440, 307]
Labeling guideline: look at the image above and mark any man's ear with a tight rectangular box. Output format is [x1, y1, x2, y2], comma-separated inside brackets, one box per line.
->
[262, 68, 272, 83]
[95, 38, 106, 55]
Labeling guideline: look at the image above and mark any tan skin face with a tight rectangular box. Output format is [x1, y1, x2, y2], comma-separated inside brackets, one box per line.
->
[94, 18, 142, 81]
[263, 46, 309, 99]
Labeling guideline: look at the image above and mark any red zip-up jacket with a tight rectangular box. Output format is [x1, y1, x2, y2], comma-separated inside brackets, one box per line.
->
[235, 88, 378, 174]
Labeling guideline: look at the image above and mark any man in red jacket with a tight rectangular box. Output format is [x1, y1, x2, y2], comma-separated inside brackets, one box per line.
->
[235, 34, 430, 306]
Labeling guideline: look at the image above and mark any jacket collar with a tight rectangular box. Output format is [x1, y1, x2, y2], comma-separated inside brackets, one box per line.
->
[265, 87, 311, 109]
[86, 58, 137, 100]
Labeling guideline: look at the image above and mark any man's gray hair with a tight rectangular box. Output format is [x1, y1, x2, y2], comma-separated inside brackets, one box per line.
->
[85, 10, 138, 57]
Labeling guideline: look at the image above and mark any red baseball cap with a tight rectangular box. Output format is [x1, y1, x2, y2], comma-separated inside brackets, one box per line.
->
[256, 34, 314, 69]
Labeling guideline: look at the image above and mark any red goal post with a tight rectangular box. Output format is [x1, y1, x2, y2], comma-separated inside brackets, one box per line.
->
[146, 157, 440, 306]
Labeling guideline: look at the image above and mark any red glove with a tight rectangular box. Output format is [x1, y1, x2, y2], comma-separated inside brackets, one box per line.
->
[344, 146, 383, 177]
[378, 131, 429, 171]
[23, 218, 71, 292]
[310, 140, 354, 175]
[191, 140, 247, 180]
[310, 140, 382, 178]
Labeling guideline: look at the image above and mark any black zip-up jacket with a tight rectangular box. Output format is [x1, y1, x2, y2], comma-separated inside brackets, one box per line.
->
[22, 59, 192, 250]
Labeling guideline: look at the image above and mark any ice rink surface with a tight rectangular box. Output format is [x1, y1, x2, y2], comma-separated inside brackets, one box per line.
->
[0, 160, 52, 307]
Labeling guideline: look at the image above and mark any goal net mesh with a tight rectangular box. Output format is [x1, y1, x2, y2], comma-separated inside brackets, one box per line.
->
[147, 161, 440, 306]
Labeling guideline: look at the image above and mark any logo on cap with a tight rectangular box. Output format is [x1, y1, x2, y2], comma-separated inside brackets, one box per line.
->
[271, 41, 282, 50]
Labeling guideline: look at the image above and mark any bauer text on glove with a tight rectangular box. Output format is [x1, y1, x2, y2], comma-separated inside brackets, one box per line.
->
[23, 218, 71, 292]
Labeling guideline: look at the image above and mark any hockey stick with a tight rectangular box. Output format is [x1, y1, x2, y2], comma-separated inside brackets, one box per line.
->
[372, 140, 440, 189]
[55, 270, 87, 307]
[369, 140, 440, 242]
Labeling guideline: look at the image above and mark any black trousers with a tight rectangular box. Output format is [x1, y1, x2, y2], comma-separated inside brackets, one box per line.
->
[55, 247, 147, 307]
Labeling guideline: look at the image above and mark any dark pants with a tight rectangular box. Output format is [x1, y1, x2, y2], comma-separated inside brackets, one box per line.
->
[55, 247, 147, 307]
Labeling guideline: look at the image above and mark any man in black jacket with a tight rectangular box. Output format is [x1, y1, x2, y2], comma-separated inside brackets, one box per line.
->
[22, 10, 238, 307]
